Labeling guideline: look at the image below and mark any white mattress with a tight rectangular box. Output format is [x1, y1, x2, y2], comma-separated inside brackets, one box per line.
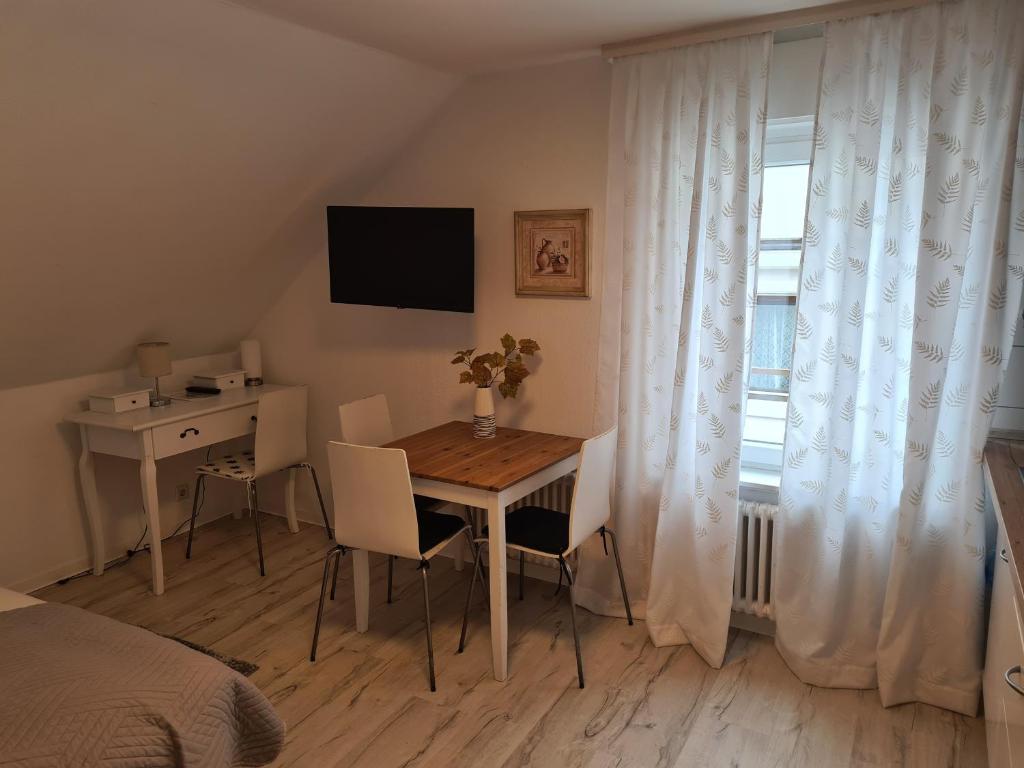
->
[0, 587, 43, 612]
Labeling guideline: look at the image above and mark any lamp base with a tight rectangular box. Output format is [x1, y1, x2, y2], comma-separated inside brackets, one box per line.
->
[150, 395, 172, 407]
[245, 377, 264, 387]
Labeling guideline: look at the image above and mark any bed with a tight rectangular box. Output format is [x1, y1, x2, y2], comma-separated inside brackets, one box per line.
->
[0, 587, 284, 767]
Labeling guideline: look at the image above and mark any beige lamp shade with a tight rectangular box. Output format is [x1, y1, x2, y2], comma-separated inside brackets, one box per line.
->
[137, 341, 172, 378]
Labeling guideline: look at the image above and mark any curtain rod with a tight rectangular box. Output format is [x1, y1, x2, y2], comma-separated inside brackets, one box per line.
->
[600, 0, 935, 60]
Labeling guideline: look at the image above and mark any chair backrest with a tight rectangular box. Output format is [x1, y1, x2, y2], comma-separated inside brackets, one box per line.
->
[567, 426, 618, 553]
[253, 387, 308, 477]
[338, 394, 395, 447]
[327, 441, 421, 559]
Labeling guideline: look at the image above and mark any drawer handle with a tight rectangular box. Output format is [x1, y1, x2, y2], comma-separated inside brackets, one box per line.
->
[1002, 548, 1010, 564]
[1006, 666, 1024, 696]
[251, 415, 258, 422]
[180, 427, 200, 438]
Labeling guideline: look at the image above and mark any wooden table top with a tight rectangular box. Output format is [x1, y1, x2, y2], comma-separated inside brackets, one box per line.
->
[385, 420, 584, 492]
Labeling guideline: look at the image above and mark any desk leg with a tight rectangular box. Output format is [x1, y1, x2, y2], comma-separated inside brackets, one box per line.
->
[487, 494, 508, 681]
[139, 433, 165, 596]
[353, 549, 370, 632]
[284, 468, 299, 534]
[77, 426, 105, 576]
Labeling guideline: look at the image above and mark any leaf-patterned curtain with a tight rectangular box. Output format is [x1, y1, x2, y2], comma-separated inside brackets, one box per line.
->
[776, 0, 1024, 715]
[580, 34, 771, 668]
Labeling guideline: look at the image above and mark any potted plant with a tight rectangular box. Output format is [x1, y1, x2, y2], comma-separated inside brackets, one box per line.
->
[452, 334, 540, 438]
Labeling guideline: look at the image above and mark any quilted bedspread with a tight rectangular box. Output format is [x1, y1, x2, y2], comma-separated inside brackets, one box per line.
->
[0, 603, 284, 767]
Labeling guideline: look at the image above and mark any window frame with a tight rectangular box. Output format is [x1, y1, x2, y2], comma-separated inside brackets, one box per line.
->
[740, 117, 815, 481]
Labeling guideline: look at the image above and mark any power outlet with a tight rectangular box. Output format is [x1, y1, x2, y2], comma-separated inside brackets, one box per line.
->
[175, 483, 190, 501]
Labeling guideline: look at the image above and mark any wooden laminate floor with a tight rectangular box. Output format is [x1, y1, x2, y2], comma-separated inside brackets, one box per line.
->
[36, 516, 987, 768]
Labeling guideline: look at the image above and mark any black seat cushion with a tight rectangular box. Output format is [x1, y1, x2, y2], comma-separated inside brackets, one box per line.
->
[487, 505, 569, 556]
[413, 495, 445, 513]
[417, 509, 465, 555]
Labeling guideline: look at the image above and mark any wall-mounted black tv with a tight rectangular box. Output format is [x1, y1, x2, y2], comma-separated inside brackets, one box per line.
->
[327, 206, 474, 313]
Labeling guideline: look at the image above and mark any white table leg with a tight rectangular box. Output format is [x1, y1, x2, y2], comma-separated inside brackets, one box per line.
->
[139, 433, 164, 595]
[284, 468, 299, 533]
[353, 549, 370, 632]
[487, 494, 508, 681]
[77, 426, 104, 576]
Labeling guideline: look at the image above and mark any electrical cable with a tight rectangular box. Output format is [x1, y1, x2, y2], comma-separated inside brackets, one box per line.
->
[55, 447, 214, 586]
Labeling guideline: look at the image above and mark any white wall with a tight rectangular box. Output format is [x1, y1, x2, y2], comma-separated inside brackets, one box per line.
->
[0, 0, 459, 389]
[250, 56, 612, 520]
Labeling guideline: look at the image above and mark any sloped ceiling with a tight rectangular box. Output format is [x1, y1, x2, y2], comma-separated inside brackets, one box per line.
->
[0, 0, 459, 389]
[229, 0, 830, 73]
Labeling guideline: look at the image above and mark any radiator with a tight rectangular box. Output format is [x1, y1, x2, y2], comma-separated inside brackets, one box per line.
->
[507, 474, 575, 514]
[733, 500, 777, 619]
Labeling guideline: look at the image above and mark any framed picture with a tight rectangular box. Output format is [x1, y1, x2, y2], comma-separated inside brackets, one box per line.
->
[514, 209, 590, 298]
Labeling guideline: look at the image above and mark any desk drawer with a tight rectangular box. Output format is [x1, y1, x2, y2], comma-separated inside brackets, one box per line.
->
[152, 404, 257, 459]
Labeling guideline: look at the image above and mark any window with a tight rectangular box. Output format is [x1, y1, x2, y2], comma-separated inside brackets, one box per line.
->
[741, 118, 813, 479]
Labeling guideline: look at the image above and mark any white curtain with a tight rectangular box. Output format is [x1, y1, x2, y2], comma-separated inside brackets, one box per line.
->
[581, 34, 771, 667]
[776, 0, 1024, 715]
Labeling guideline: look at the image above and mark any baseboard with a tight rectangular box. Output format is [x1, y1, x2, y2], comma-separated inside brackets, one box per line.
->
[730, 610, 775, 636]
[11, 557, 97, 596]
[12, 510, 237, 596]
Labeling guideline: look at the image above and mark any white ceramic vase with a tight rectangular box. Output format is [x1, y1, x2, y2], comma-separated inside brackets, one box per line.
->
[473, 386, 496, 439]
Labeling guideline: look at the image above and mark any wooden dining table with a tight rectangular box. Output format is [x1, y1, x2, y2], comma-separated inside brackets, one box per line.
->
[350, 420, 584, 681]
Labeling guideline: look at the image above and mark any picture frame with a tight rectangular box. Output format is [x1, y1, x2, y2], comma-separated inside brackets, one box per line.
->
[514, 208, 590, 298]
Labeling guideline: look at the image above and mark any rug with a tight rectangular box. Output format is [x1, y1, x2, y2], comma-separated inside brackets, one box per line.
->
[160, 634, 260, 677]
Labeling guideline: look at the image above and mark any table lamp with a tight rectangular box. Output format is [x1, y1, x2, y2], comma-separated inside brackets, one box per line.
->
[240, 339, 263, 386]
[137, 341, 172, 407]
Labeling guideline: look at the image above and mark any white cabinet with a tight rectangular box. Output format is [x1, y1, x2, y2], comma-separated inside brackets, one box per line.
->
[985, 471, 1024, 767]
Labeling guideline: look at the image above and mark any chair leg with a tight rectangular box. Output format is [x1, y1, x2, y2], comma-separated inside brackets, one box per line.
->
[185, 474, 205, 559]
[387, 555, 395, 604]
[330, 552, 340, 600]
[519, 551, 525, 601]
[420, 561, 436, 692]
[468, 533, 489, 612]
[560, 557, 584, 689]
[304, 463, 333, 540]
[310, 546, 345, 662]
[458, 539, 485, 653]
[248, 481, 266, 577]
[604, 528, 634, 625]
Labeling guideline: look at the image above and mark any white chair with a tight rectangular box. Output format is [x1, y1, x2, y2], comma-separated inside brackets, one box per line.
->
[338, 394, 395, 448]
[185, 387, 332, 575]
[458, 426, 632, 688]
[310, 441, 477, 692]
[336, 394, 454, 604]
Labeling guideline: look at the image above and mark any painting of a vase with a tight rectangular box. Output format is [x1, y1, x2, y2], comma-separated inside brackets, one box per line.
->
[514, 209, 591, 298]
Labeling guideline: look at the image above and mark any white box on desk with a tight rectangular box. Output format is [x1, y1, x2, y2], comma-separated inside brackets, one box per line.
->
[88, 388, 152, 413]
[192, 370, 246, 390]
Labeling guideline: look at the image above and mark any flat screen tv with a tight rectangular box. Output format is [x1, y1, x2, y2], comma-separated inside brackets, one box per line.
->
[327, 206, 474, 313]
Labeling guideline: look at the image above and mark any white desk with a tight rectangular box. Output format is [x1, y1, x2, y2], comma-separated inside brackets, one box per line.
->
[65, 384, 302, 595]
